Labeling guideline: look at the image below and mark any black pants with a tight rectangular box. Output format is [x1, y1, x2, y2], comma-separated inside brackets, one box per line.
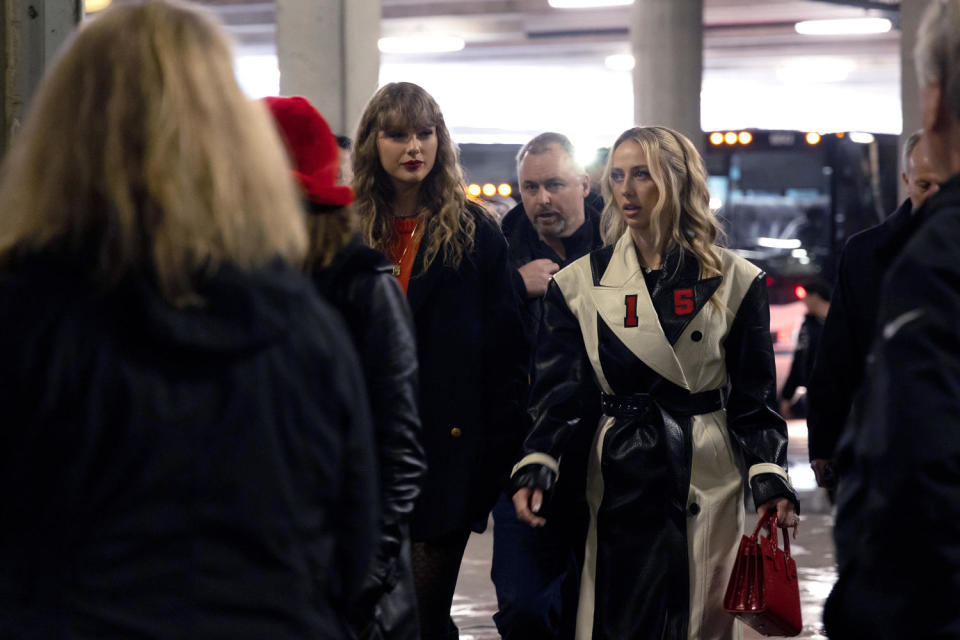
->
[491, 492, 580, 640]
[410, 528, 471, 640]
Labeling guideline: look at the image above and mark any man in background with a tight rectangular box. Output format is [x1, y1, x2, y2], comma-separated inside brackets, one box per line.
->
[492, 132, 603, 640]
[825, 2, 960, 634]
[780, 278, 831, 420]
[806, 129, 947, 489]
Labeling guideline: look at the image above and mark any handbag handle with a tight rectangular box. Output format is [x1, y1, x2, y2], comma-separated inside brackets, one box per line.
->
[751, 512, 792, 559]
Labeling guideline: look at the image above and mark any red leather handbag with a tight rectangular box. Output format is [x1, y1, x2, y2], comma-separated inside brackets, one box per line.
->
[723, 512, 802, 636]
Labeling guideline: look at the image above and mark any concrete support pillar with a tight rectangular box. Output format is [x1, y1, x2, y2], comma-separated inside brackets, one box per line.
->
[630, 0, 703, 151]
[276, 0, 381, 139]
[2, 0, 81, 154]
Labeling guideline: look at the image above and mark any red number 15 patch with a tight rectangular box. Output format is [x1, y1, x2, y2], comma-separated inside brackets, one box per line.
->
[674, 288, 694, 315]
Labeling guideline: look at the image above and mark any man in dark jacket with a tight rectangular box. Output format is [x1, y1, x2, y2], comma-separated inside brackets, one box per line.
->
[805, 129, 947, 488]
[824, 2, 960, 636]
[780, 278, 831, 419]
[492, 132, 603, 640]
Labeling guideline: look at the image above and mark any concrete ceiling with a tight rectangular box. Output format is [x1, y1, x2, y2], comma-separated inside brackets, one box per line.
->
[197, 0, 901, 70]
[158, 0, 903, 134]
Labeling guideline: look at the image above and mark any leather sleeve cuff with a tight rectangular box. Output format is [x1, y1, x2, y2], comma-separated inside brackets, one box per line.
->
[509, 461, 557, 496]
[511, 453, 559, 480]
[748, 463, 800, 514]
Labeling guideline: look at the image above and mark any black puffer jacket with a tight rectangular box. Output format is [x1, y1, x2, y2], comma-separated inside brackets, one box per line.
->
[0, 255, 377, 639]
[312, 235, 426, 639]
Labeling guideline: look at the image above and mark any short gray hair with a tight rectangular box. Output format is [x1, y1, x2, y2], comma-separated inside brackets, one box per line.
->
[516, 132, 583, 174]
[901, 129, 924, 174]
[915, 0, 960, 119]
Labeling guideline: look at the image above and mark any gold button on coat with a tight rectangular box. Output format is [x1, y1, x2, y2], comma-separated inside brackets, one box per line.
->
[450, 427, 462, 438]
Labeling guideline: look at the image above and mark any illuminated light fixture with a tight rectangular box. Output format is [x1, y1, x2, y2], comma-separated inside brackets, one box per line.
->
[709, 132, 724, 146]
[605, 54, 635, 71]
[378, 35, 465, 54]
[724, 132, 738, 145]
[766, 276, 774, 287]
[795, 285, 808, 300]
[795, 17, 892, 36]
[549, 0, 632, 8]
[498, 183, 512, 197]
[738, 131, 753, 145]
[777, 57, 855, 84]
[836, 132, 846, 138]
[85, 0, 111, 11]
[805, 132, 821, 145]
[849, 131, 875, 144]
[757, 237, 802, 249]
[791, 248, 808, 258]
[709, 197, 723, 211]
[482, 183, 497, 197]
[467, 183, 482, 197]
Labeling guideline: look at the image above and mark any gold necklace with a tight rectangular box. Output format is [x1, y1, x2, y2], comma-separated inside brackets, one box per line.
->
[392, 220, 421, 277]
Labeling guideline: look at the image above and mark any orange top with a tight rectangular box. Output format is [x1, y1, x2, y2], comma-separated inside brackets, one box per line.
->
[390, 216, 424, 294]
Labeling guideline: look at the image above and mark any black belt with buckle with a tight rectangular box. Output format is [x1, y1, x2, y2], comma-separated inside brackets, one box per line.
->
[601, 388, 724, 419]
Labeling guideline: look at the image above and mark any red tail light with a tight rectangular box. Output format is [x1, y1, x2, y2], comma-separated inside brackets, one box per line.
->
[795, 285, 807, 300]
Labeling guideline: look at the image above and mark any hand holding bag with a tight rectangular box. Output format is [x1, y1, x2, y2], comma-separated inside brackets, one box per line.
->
[723, 512, 802, 636]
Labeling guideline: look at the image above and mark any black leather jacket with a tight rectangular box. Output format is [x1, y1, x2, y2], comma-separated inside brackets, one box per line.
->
[312, 236, 427, 605]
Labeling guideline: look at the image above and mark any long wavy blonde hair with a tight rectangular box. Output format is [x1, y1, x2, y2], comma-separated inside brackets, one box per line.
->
[353, 82, 475, 271]
[0, 0, 306, 305]
[601, 126, 724, 280]
[303, 203, 356, 270]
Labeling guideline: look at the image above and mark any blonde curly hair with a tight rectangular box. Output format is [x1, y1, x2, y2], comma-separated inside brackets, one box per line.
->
[600, 126, 724, 280]
[0, 0, 306, 306]
[352, 82, 476, 272]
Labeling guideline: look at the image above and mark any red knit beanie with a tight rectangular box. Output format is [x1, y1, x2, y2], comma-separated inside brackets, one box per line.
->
[263, 96, 354, 207]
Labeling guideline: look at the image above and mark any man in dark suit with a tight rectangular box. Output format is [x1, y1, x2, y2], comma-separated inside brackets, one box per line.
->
[805, 129, 947, 489]
[492, 132, 603, 640]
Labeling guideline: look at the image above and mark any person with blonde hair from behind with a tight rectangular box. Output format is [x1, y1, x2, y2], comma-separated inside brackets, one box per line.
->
[0, 3, 377, 638]
[352, 81, 528, 640]
[511, 126, 798, 640]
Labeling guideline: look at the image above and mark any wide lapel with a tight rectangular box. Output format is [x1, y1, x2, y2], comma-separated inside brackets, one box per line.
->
[406, 223, 446, 316]
[591, 234, 689, 389]
[647, 250, 722, 345]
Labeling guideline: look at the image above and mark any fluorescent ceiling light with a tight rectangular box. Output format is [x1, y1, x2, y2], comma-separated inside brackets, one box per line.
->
[849, 131, 876, 144]
[378, 35, 465, 54]
[549, 0, 632, 8]
[795, 18, 892, 36]
[85, 0, 111, 12]
[757, 237, 802, 249]
[776, 58, 855, 84]
[605, 54, 635, 71]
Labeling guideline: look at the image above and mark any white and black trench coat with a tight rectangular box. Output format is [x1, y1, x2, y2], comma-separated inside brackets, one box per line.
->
[512, 233, 797, 640]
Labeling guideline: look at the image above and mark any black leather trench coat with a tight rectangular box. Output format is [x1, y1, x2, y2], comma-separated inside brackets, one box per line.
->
[513, 238, 796, 640]
[312, 235, 427, 640]
[408, 204, 529, 541]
